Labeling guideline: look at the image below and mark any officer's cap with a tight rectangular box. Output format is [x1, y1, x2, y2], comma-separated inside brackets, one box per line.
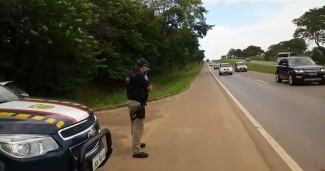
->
[136, 58, 150, 67]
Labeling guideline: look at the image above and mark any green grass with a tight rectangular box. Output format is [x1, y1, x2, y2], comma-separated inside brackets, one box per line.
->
[245, 63, 275, 74]
[216, 59, 276, 74]
[149, 63, 202, 100]
[71, 63, 203, 109]
[248, 56, 264, 61]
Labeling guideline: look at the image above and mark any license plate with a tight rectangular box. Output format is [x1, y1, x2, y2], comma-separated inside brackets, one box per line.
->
[92, 148, 106, 171]
[309, 73, 317, 76]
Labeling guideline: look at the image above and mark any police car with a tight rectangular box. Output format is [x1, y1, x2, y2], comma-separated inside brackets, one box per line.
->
[0, 84, 112, 171]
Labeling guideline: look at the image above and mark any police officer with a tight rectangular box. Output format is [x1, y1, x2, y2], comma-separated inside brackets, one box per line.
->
[126, 58, 153, 158]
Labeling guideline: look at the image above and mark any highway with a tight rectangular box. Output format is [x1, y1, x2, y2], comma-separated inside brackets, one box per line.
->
[210, 66, 325, 171]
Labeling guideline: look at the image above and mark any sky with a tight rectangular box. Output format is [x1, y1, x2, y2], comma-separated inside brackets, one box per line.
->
[199, 0, 325, 60]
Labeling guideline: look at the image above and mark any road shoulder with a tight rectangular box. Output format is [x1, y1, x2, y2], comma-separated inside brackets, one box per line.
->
[96, 64, 287, 171]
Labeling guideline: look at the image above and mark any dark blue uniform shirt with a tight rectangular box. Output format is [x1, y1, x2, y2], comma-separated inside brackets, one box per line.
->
[127, 69, 151, 104]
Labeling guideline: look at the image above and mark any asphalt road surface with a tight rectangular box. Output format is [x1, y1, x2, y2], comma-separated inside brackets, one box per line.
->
[210, 66, 325, 171]
[95, 65, 290, 171]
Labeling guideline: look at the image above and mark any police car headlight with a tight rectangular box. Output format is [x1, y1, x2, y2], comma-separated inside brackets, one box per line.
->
[320, 68, 325, 72]
[0, 134, 58, 158]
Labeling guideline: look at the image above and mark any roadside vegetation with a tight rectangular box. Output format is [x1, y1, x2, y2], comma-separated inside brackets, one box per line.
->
[0, 0, 212, 105]
[247, 56, 264, 61]
[69, 63, 203, 109]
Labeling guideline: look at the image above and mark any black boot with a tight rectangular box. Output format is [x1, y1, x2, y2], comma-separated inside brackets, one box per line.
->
[132, 152, 149, 158]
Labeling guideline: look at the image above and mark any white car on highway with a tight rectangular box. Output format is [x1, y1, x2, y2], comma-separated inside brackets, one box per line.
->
[234, 62, 247, 72]
[219, 63, 233, 76]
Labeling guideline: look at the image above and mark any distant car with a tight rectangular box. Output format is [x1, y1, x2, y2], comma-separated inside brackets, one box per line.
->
[209, 63, 214, 66]
[244, 58, 251, 62]
[275, 57, 325, 85]
[214, 63, 220, 70]
[219, 63, 233, 76]
[234, 62, 247, 72]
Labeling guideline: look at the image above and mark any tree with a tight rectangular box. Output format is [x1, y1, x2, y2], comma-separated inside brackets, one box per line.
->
[281, 38, 307, 54]
[226, 49, 235, 58]
[293, 6, 325, 54]
[0, 0, 212, 98]
[307, 47, 325, 63]
[0, 0, 99, 95]
[234, 49, 243, 58]
[242, 45, 264, 57]
[265, 38, 307, 60]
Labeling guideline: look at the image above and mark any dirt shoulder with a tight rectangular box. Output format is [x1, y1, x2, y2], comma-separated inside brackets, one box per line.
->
[96, 64, 281, 171]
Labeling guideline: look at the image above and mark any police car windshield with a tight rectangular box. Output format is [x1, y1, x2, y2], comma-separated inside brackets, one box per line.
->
[0, 85, 19, 103]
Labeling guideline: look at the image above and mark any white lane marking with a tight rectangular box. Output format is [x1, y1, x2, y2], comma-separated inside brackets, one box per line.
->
[257, 80, 270, 84]
[208, 66, 303, 171]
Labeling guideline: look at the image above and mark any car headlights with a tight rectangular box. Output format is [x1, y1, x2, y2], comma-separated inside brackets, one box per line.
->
[0, 134, 59, 158]
[294, 69, 304, 73]
[320, 68, 325, 72]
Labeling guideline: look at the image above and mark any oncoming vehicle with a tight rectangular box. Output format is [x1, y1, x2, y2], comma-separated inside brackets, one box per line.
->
[234, 62, 247, 72]
[219, 63, 233, 76]
[276, 52, 298, 63]
[275, 57, 325, 85]
[0, 84, 113, 171]
[214, 63, 220, 70]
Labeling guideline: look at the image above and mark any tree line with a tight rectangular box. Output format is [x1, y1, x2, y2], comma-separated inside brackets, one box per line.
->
[0, 0, 212, 96]
[222, 5, 325, 61]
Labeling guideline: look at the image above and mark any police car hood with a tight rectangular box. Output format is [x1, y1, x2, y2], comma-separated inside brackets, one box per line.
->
[0, 98, 92, 134]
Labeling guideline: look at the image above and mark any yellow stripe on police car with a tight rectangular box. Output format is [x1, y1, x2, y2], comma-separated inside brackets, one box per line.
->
[56, 121, 65, 129]
[16, 114, 31, 118]
[46, 118, 56, 124]
[0, 112, 15, 116]
[32, 116, 44, 121]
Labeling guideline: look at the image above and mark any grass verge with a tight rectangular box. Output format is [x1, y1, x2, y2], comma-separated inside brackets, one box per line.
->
[215, 59, 276, 74]
[73, 63, 203, 110]
[248, 56, 264, 61]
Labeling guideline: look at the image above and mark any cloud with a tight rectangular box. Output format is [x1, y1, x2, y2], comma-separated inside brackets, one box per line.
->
[200, 0, 325, 59]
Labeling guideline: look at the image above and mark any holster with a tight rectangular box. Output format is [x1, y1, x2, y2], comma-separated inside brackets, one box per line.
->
[130, 105, 145, 121]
